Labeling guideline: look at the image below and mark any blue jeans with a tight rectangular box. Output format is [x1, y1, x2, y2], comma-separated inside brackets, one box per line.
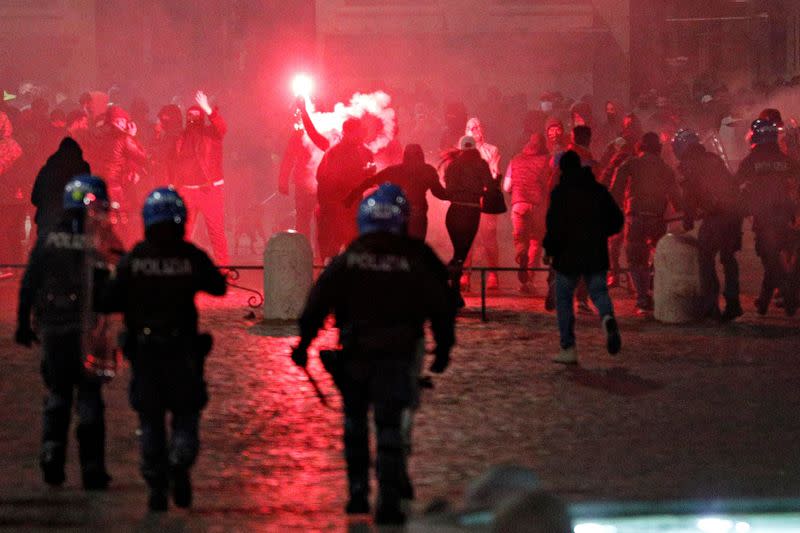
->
[556, 271, 615, 349]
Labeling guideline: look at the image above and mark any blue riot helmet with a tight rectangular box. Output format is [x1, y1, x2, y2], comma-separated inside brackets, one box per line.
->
[751, 118, 780, 146]
[357, 182, 409, 235]
[142, 187, 187, 229]
[63, 175, 110, 211]
[671, 129, 700, 160]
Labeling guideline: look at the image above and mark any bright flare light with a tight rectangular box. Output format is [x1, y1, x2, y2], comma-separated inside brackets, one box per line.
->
[292, 74, 313, 99]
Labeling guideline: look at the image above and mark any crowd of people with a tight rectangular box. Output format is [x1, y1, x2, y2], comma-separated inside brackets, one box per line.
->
[0, 87, 229, 268]
[5, 74, 800, 526]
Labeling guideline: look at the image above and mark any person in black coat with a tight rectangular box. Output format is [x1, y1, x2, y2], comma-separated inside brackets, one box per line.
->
[345, 143, 448, 240]
[31, 137, 91, 237]
[543, 151, 624, 364]
[291, 184, 454, 525]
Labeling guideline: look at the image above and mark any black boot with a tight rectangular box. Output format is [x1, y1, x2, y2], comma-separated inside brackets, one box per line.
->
[721, 299, 743, 321]
[375, 499, 406, 525]
[346, 479, 370, 514]
[148, 488, 168, 512]
[40, 442, 65, 487]
[82, 468, 111, 491]
[170, 466, 192, 508]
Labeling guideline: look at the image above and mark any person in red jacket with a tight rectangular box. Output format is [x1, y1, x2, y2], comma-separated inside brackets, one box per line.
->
[175, 90, 229, 266]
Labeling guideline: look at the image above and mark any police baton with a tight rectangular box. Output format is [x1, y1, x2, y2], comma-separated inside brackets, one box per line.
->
[302, 365, 332, 409]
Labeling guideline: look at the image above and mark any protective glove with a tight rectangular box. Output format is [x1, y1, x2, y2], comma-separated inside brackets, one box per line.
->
[291, 343, 309, 368]
[429, 347, 450, 374]
[15, 324, 38, 348]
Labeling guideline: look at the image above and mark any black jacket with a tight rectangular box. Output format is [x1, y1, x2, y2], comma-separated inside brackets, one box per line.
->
[735, 143, 800, 231]
[298, 232, 455, 359]
[678, 146, 741, 223]
[106, 237, 226, 336]
[443, 149, 493, 205]
[104, 234, 226, 413]
[19, 215, 93, 332]
[543, 167, 624, 275]
[31, 138, 91, 235]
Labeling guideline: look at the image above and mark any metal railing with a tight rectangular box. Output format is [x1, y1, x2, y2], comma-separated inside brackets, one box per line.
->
[3, 263, 634, 322]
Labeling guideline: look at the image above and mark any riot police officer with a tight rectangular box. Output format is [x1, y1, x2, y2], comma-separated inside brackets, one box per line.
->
[736, 119, 800, 316]
[104, 187, 227, 511]
[673, 129, 744, 320]
[291, 183, 455, 525]
[16, 175, 114, 490]
[611, 132, 684, 315]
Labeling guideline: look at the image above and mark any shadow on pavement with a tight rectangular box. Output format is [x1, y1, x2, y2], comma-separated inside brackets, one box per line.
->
[565, 366, 665, 397]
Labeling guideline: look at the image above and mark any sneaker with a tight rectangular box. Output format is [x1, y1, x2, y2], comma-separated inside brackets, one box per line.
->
[721, 300, 743, 322]
[459, 274, 471, 292]
[346, 494, 370, 515]
[553, 345, 578, 364]
[602, 315, 621, 355]
[148, 488, 168, 512]
[486, 272, 499, 290]
[170, 467, 192, 508]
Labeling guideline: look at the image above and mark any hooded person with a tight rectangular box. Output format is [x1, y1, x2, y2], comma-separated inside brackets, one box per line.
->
[84, 105, 148, 247]
[174, 90, 229, 266]
[345, 143, 448, 240]
[442, 135, 495, 307]
[31, 137, 92, 236]
[610, 132, 684, 315]
[462, 117, 502, 290]
[503, 133, 551, 293]
[150, 104, 183, 185]
[544, 117, 568, 155]
[315, 116, 374, 261]
[543, 151, 624, 364]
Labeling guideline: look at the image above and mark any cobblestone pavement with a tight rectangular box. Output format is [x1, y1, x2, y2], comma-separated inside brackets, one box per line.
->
[1, 263, 800, 531]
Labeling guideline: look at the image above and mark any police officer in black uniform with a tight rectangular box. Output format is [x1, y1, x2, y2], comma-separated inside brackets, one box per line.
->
[291, 183, 455, 525]
[673, 129, 744, 321]
[104, 187, 227, 511]
[16, 175, 114, 490]
[736, 119, 800, 316]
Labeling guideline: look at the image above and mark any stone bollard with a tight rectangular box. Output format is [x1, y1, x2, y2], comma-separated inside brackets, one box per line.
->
[263, 231, 313, 320]
[653, 233, 704, 323]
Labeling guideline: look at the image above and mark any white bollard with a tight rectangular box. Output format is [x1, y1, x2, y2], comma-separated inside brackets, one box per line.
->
[263, 231, 313, 320]
[653, 233, 704, 324]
